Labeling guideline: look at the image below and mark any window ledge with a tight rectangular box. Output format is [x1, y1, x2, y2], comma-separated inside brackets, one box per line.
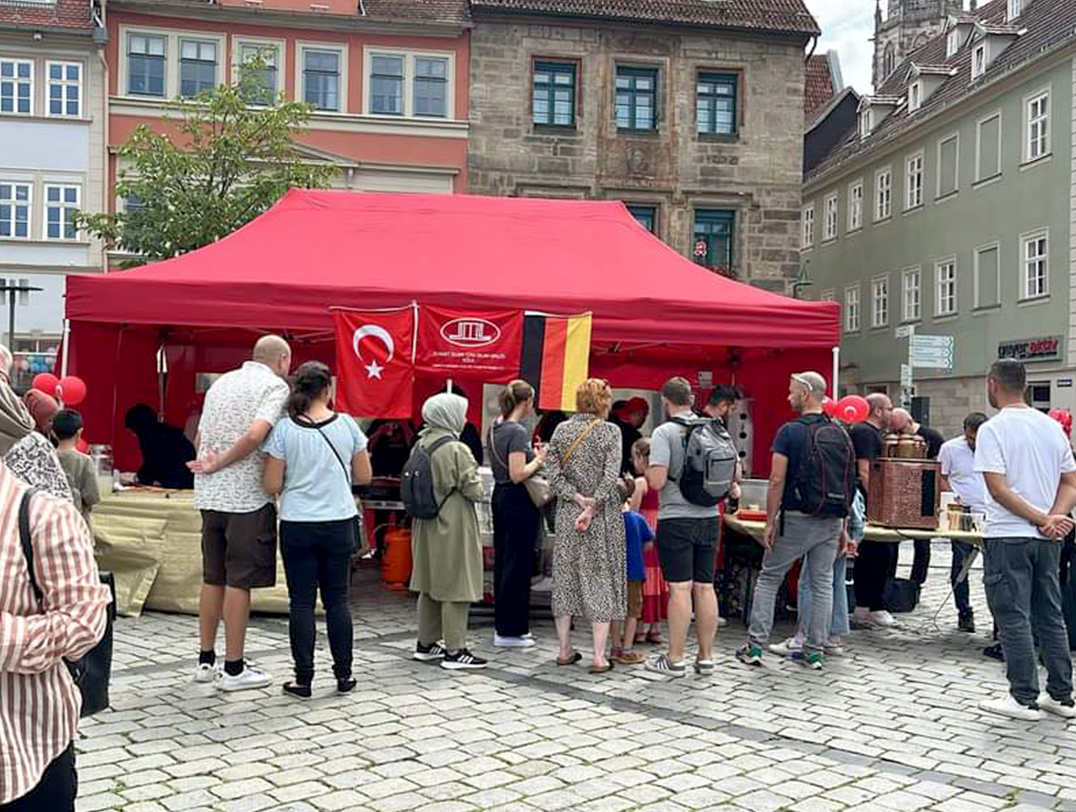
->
[616, 127, 662, 137]
[1018, 294, 1050, 307]
[533, 124, 579, 136]
[1020, 153, 1052, 171]
[0, 113, 91, 124]
[870, 324, 890, 332]
[847, 226, 863, 237]
[821, 237, 838, 246]
[0, 238, 89, 247]
[935, 190, 959, 204]
[697, 132, 740, 144]
[800, 246, 814, 253]
[901, 318, 922, 327]
[973, 304, 1002, 315]
[903, 204, 925, 216]
[973, 172, 1003, 189]
[933, 313, 959, 324]
[874, 216, 892, 226]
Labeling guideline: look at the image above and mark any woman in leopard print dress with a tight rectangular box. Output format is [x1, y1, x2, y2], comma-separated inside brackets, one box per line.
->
[545, 379, 626, 673]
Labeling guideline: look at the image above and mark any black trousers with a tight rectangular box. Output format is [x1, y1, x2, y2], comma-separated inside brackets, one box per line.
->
[492, 482, 540, 638]
[0, 744, 76, 812]
[855, 539, 898, 611]
[280, 518, 355, 683]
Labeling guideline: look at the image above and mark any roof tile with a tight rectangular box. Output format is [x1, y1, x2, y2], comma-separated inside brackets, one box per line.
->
[805, 54, 835, 121]
[0, 0, 93, 31]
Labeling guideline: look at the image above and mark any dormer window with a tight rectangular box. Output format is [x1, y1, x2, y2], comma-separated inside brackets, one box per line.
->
[947, 29, 961, 58]
[972, 43, 986, 79]
[1007, 0, 1023, 22]
[908, 82, 922, 113]
[859, 109, 872, 138]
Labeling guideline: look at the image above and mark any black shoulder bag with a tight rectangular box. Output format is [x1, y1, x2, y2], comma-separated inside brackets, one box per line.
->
[19, 490, 116, 717]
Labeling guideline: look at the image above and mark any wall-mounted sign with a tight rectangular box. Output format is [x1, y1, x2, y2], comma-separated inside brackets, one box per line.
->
[997, 336, 1063, 363]
[1057, 379, 1073, 389]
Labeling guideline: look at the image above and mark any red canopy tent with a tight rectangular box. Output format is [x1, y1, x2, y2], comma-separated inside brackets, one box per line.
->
[64, 190, 840, 471]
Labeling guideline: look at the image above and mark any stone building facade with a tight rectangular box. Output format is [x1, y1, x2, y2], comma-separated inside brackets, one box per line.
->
[467, 1, 819, 290]
[873, 0, 964, 90]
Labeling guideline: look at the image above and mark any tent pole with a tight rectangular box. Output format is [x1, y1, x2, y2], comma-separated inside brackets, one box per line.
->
[60, 319, 71, 378]
[831, 346, 840, 399]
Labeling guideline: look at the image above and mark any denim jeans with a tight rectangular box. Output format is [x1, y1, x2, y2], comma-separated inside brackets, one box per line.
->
[749, 512, 841, 655]
[982, 538, 1073, 705]
[796, 554, 850, 642]
[950, 540, 976, 618]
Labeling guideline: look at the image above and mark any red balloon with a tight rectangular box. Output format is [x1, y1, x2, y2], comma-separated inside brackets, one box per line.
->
[837, 395, 870, 424]
[32, 373, 60, 397]
[821, 397, 837, 417]
[58, 376, 87, 406]
[76, 437, 90, 454]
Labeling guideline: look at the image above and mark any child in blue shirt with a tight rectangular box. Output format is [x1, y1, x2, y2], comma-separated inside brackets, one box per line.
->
[611, 500, 653, 666]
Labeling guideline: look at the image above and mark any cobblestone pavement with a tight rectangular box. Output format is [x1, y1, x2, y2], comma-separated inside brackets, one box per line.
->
[77, 543, 1076, 812]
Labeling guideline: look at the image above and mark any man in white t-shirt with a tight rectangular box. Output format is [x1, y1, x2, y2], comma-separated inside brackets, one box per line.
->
[938, 411, 988, 633]
[974, 359, 1076, 721]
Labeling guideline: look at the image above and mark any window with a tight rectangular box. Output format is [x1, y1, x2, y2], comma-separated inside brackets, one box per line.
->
[533, 61, 576, 128]
[848, 181, 863, 232]
[238, 43, 279, 105]
[824, 194, 838, 242]
[0, 183, 31, 239]
[696, 72, 737, 136]
[875, 167, 892, 220]
[45, 185, 79, 240]
[937, 134, 959, 198]
[46, 61, 81, 117]
[906, 152, 923, 210]
[974, 243, 1000, 309]
[872, 276, 889, 328]
[859, 109, 871, 139]
[976, 111, 1001, 181]
[0, 58, 33, 114]
[908, 82, 922, 113]
[1022, 230, 1048, 299]
[947, 29, 962, 58]
[693, 210, 734, 271]
[179, 39, 217, 98]
[1026, 90, 1050, 162]
[627, 204, 656, 233]
[128, 33, 166, 97]
[883, 43, 895, 79]
[303, 48, 341, 112]
[1007, 0, 1023, 21]
[903, 268, 921, 322]
[615, 67, 658, 132]
[369, 55, 403, 115]
[844, 285, 860, 333]
[972, 44, 986, 80]
[801, 205, 814, 249]
[413, 57, 448, 117]
[935, 259, 957, 316]
[820, 289, 834, 303]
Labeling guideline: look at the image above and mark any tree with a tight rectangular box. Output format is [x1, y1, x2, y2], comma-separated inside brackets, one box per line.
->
[79, 64, 334, 263]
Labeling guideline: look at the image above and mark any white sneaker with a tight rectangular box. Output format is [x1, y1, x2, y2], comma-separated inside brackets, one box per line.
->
[825, 637, 845, 657]
[219, 665, 271, 692]
[867, 610, 897, 627]
[1037, 693, 1076, 719]
[768, 637, 803, 657]
[717, 615, 728, 628]
[193, 663, 219, 684]
[979, 695, 1043, 722]
[493, 634, 536, 648]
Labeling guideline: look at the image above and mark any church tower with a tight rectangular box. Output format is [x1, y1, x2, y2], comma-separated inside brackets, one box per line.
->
[873, 0, 965, 90]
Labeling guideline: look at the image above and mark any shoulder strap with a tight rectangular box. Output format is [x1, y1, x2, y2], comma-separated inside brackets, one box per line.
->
[19, 489, 44, 605]
[299, 415, 352, 486]
[428, 436, 457, 456]
[564, 419, 601, 465]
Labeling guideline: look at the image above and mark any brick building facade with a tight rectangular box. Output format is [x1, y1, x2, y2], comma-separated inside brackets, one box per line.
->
[467, 0, 819, 289]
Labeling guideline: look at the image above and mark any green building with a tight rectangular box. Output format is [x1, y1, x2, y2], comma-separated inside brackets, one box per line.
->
[803, 0, 1075, 435]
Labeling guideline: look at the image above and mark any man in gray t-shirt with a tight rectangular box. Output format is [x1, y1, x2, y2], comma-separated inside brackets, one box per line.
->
[644, 377, 719, 679]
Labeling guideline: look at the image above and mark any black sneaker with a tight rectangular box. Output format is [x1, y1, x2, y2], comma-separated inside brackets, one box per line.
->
[983, 643, 1004, 662]
[958, 613, 976, 633]
[413, 642, 447, 662]
[441, 649, 487, 670]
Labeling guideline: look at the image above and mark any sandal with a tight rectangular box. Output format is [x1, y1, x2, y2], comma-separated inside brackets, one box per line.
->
[612, 650, 646, 666]
[589, 662, 614, 674]
[556, 651, 583, 666]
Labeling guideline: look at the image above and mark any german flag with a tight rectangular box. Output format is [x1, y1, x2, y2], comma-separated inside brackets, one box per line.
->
[520, 312, 593, 412]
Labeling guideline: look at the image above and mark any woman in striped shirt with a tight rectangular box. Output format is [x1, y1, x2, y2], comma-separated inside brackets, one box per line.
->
[0, 457, 110, 811]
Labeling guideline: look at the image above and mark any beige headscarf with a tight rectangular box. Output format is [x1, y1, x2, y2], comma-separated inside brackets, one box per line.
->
[421, 393, 468, 438]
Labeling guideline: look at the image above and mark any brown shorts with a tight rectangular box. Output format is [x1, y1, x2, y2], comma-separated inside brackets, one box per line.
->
[627, 580, 644, 619]
[201, 504, 278, 589]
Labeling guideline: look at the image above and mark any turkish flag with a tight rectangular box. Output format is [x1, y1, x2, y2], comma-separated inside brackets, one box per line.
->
[332, 307, 415, 418]
[416, 305, 524, 383]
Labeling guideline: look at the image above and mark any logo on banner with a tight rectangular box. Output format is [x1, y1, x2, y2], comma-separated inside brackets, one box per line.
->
[352, 324, 396, 379]
[440, 318, 501, 349]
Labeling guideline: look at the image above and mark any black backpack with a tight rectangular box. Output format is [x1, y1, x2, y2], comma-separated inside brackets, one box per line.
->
[787, 415, 856, 518]
[400, 437, 458, 519]
[671, 415, 739, 507]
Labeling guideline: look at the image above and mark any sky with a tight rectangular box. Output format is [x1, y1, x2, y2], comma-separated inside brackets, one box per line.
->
[803, 0, 877, 93]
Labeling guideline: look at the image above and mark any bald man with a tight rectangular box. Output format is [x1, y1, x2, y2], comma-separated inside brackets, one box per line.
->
[188, 335, 292, 691]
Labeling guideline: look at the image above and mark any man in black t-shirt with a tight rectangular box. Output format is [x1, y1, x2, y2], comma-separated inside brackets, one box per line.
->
[850, 393, 896, 627]
[890, 408, 944, 585]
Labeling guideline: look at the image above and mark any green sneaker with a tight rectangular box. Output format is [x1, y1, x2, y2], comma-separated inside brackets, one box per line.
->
[736, 644, 763, 666]
[791, 650, 823, 670]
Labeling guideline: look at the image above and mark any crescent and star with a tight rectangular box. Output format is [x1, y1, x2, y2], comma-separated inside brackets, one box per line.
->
[352, 324, 395, 380]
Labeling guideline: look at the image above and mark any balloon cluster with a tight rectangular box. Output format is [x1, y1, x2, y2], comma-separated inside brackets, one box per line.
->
[1049, 408, 1072, 438]
[30, 373, 88, 406]
[822, 395, 870, 424]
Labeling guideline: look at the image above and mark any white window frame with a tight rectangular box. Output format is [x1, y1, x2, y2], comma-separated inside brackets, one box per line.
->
[859, 109, 872, 139]
[0, 182, 33, 241]
[1007, 0, 1023, 21]
[801, 204, 814, 249]
[45, 60, 82, 118]
[1021, 228, 1049, 300]
[934, 257, 957, 316]
[844, 284, 860, 333]
[848, 179, 864, 232]
[936, 132, 960, 199]
[975, 109, 1003, 182]
[0, 57, 34, 116]
[823, 193, 839, 242]
[905, 151, 924, 211]
[902, 267, 921, 322]
[820, 289, 834, 303]
[43, 183, 81, 241]
[871, 275, 889, 329]
[362, 48, 456, 119]
[973, 240, 1002, 309]
[297, 41, 348, 113]
[118, 27, 227, 101]
[1024, 88, 1051, 164]
[232, 37, 287, 103]
[972, 43, 987, 80]
[875, 166, 892, 221]
[947, 29, 961, 58]
[908, 81, 922, 113]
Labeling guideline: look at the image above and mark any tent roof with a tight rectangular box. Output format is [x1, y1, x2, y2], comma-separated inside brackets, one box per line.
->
[66, 190, 838, 349]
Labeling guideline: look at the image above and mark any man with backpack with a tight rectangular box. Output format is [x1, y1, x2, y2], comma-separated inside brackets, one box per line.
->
[736, 371, 855, 671]
[646, 377, 736, 678]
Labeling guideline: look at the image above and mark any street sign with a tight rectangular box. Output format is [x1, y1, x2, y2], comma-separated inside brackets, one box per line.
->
[901, 363, 913, 388]
[895, 325, 915, 339]
[910, 335, 954, 369]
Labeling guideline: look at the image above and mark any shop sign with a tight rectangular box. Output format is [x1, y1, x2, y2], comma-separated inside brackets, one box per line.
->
[997, 336, 1062, 363]
[1058, 379, 1073, 388]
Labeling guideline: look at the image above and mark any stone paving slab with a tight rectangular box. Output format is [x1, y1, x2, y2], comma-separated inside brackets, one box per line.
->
[75, 544, 1076, 811]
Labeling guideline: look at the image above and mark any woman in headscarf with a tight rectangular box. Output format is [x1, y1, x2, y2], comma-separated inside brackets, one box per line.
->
[409, 392, 488, 670]
[124, 403, 196, 489]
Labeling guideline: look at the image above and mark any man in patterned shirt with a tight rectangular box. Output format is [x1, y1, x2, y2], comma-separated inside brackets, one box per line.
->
[0, 457, 110, 810]
[188, 336, 291, 691]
